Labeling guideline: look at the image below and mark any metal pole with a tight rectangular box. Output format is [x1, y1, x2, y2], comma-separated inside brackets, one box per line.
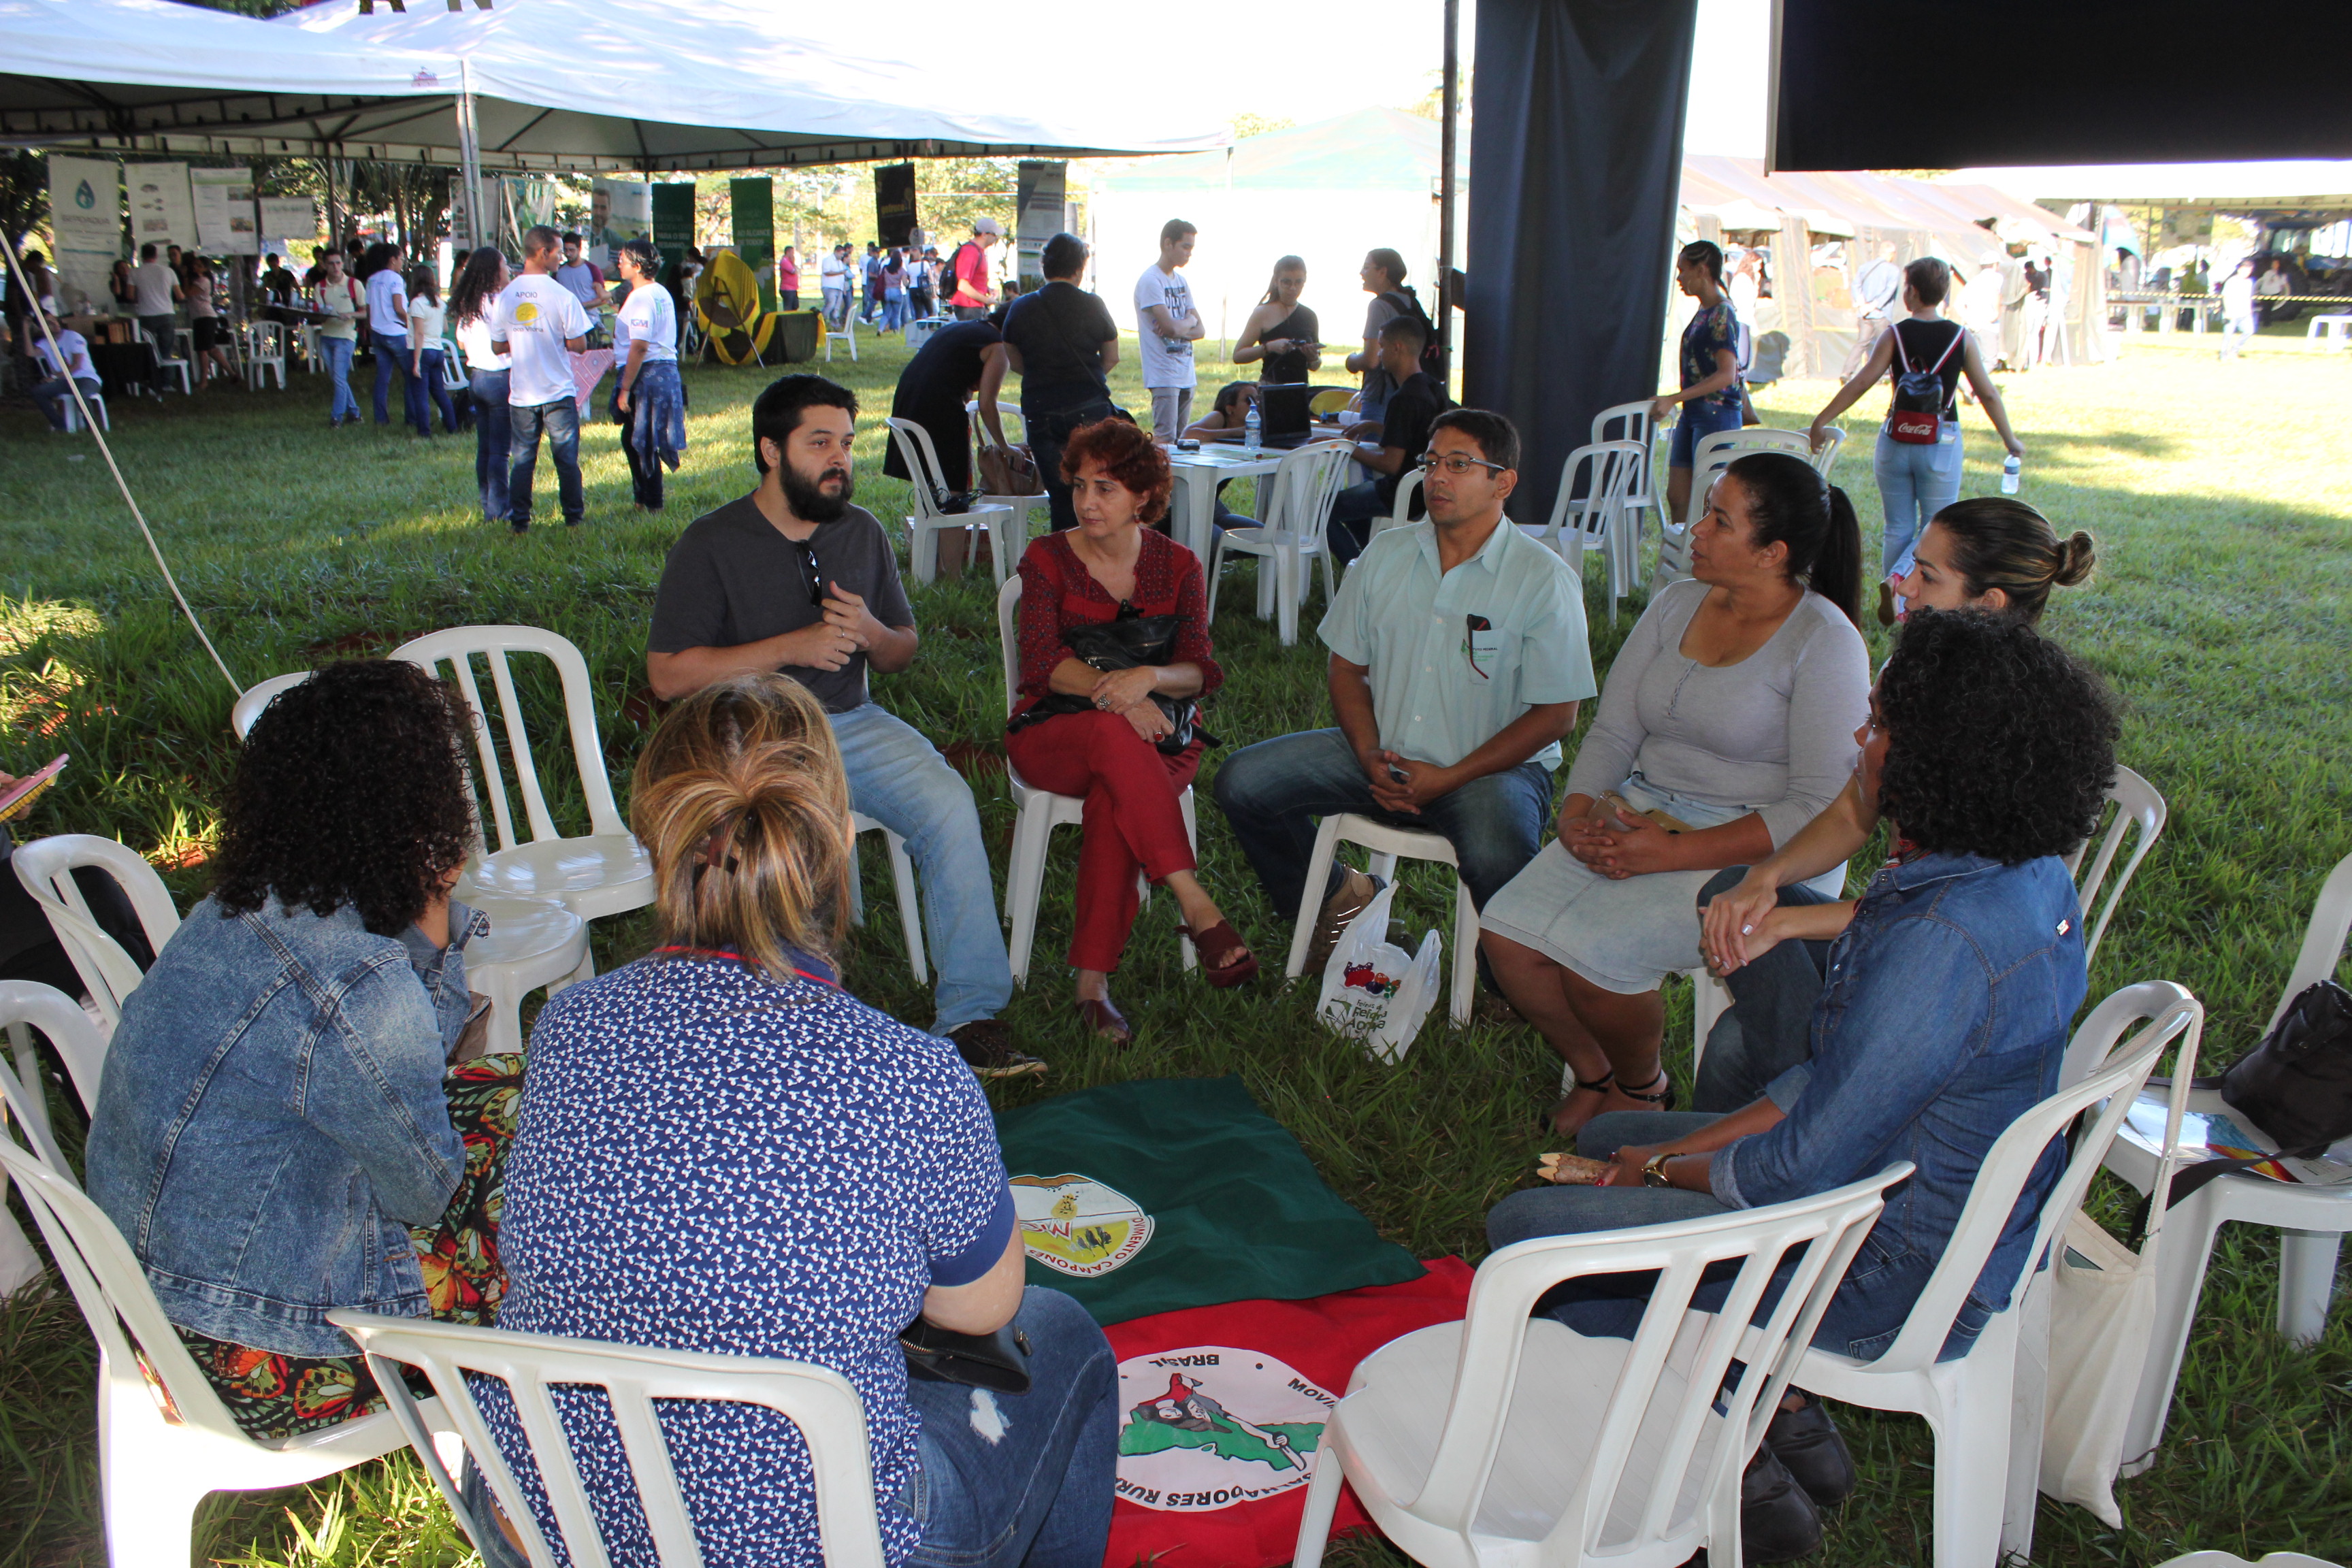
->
[1437, 0, 1460, 390]
[456, 58, 487, 251]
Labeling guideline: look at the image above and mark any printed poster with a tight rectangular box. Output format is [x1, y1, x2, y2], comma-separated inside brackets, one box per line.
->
[651, 181, 695, 295]
[589, 178, 651, 272]
[125, 162, 195, 250]
[873, 161, 917, 249]
[730, 177, 776, 313]
[191, 168, 259, 255]
[1015, 159, 1066, 293]
[258, 197, 321, 259]
[46, 154, 120, 313]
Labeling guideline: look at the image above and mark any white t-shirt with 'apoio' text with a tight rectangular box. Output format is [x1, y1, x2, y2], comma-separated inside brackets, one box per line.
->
[493, 274, 593, 407]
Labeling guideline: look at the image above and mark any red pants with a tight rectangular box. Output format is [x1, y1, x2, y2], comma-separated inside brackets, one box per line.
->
[1004, 709, 1200, 973]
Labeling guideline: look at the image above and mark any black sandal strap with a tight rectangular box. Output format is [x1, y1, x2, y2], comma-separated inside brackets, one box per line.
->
[1619, 1071, 1673, 1105]
[1571, 1071, 1616, 1093]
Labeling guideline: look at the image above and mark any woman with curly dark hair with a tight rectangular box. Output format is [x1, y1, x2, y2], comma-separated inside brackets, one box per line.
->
[1004, 418, 1251, 1041]
[86, 659, 523, 1441]
[1487, 610, 2117, 1560]
[1695, 497, 2103, 1111]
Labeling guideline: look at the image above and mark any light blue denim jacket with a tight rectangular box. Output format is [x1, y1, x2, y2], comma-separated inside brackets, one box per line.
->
[86, 894, 482, 1357]
[1714, 849, 2087, 1362]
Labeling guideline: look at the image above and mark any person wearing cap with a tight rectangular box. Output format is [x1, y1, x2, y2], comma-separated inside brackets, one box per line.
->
[29, 308, 100, 432]
[948, 219, 1002, 320]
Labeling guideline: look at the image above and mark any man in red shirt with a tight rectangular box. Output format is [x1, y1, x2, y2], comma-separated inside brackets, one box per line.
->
[948, 217, 1002, 320]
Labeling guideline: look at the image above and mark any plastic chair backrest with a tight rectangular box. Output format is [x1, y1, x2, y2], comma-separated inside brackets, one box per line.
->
[0, 981, 108, 1152]
[1809, 424, 1846, 478]
[1590, 399, 1659, 497]
[1416, 1164, 1906, 1559]
[1865, 980, 2199, 1375]
[1258, 440, 1355, 546]
[9, 834, 180, 1028]
[2060, 764, 2168, 966]
[1539, 440, 1646, 547]
[1685, 428, 1814, 523]
[330, 1311, 887, 1568]
[392, 626, 629, 853]
[229, 669, 314, 740]
[1379, 467, 1426, 535]
[2267, 849, 2352, 1036]
[996, 575, 1024, 721]
[885, 417, 950, 521]
[0, 1125, 261, 1451]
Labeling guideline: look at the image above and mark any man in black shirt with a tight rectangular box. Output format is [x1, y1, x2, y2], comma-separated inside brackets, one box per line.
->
[1326, 314, 1449, 562]
[647, 374, 1038, 1078]
[991, 233, 1122, 532]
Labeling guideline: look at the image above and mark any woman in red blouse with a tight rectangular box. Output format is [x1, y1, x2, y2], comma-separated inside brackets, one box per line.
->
[1006, 420, 1258, 1041]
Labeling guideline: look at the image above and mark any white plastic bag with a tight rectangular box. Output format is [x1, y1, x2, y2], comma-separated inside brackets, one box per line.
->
[2040, 1210, 2155, 1526]
[1315, 881, 1441, 1064]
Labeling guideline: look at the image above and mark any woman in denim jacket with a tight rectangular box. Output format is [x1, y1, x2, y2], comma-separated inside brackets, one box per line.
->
[1488, 610, 2119, 1561]
[86, 661, 522, 1439]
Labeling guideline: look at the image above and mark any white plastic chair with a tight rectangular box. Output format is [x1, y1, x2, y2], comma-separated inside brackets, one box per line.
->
[1292, 1164, 1908, 1568]
[1526, 440, 1646, 623]
[1284, 814, 1480, 1030]
[1374, 466, 1426, 539]
[1793, 980, 2201, 1568]
[2107, 849, 2352, 1471]
[242, 320, 289, 391]
[331, 1311, 887, 1568]
[232, 667, 596, 1054]
[1206, 440, 1356, 647]
[2063, 763, 2168, 966]
[885, 416, 1017, 589]
[59, 389, 109, 434]
[0, 979, 108, 1297]
[1652, 428, 1818, 593]
[2155, 1555, 2345, 1568]
[138, 323, 193, 397]
[10, 834, 180, 1032]
[995, 576, 1196, 985]
[847, 811, 927, 984]
[0, 1116, 448, 1568]
[1590, 398, 1665, 539]
[392, 627, 654, 921]
[824, 305, 858, 363]
[1809, 423, 1846, 480]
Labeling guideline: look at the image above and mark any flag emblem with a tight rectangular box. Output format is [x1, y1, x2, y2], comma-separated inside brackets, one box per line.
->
[1011, 1173, 1153, 1277]
[1114, 1345, 1334, 1511]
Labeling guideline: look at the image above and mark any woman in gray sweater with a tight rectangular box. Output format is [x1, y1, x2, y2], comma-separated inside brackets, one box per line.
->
[1482, 452, 1869, 1137]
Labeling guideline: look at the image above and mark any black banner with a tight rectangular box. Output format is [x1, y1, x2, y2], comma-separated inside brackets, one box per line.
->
[875, 161, 918, 248]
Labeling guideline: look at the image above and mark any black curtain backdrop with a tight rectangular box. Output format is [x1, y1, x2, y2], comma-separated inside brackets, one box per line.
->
[1466, 0, 1699, 529]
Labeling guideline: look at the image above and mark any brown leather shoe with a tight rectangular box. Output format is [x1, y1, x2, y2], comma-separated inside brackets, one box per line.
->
[1303, 868, 1384, 975]
[1075, 996, 1131, 1045]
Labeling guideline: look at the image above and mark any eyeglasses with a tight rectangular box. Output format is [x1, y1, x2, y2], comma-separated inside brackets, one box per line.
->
[790, 539, 824, 606]
[1418, 451, 1507, 476]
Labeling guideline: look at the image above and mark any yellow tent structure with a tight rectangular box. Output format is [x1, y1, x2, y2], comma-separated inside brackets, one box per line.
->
[694, 250, 780, 365]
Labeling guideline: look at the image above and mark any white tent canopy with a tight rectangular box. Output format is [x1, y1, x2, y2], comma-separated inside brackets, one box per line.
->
[0, 0, 1226, 173]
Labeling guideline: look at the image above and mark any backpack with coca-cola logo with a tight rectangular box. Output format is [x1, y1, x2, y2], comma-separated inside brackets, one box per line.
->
[1886, 320, 1963, 444]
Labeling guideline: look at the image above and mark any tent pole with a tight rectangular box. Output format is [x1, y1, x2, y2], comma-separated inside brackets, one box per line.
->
[457, 58, 487, 251]
[1437, 0, 1460, 389]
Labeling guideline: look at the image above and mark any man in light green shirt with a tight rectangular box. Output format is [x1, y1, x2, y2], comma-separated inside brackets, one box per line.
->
[1213, 409, 1596, 967]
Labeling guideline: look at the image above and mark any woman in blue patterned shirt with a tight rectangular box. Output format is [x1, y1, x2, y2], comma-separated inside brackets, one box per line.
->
[1652, 240, 1746, 527]
[482, 673, 1115, 1567]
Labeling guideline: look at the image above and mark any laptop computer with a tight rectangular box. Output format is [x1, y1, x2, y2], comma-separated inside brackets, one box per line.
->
[1256, 382, 1315, 448]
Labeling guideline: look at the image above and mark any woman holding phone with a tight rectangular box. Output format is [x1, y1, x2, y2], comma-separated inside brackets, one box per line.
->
[1232, 256, 1321, 385]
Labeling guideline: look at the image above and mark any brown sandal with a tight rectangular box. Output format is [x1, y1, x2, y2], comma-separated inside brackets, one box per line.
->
[1186, 919, 1260, 988]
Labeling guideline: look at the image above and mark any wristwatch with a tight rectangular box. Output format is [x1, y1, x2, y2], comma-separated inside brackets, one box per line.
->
[1642, 1152, 1677, 1189]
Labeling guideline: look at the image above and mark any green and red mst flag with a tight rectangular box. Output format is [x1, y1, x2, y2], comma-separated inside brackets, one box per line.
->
[994, 1077, 1426, 1324]
[1102, 1260, 1477, 1568]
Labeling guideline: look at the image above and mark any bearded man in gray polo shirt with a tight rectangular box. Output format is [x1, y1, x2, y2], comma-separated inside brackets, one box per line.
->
[1213, 408, 1597, 970]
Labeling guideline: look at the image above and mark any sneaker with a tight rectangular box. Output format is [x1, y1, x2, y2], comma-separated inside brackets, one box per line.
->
[947, 1020, 1047, 1080]
[1303, 868, 1384, 975]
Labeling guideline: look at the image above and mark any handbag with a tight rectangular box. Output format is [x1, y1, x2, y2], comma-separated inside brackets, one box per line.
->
[901, 1318, 1033, 1395]
[2220, 979, 2352, 1158]
[977, 441, 1044, 497]
[1005, 610, 1215, 757]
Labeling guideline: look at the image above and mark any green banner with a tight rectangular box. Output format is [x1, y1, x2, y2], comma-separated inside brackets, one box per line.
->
[994, 1077, 1422, 1326]
[729, 177, 775, 313]
[652, 182, 695, 297]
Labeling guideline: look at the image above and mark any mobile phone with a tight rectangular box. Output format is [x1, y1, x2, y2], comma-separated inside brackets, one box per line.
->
[1386, 762, 1409, 784]
[1175, 438, 1200, 452]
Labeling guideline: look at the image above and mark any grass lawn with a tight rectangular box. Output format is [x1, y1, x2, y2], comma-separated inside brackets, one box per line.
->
[2, 321, 2349, 1567]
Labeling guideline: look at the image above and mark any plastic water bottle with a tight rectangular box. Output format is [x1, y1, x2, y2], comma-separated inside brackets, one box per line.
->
[2001, 454, 2021, 495]
[1243, 402, 1262, 455]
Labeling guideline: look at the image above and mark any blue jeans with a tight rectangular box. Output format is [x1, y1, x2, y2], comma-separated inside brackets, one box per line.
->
[470, 370, 512, 522]
[1667, 398, 1744, 468]
[416, 347, 459, 435]
[373, 329, 425, 428]
[883, 288, 909, 331]
[1692, 868, 1839, 1114]
[33, 374, 101, 431]
[1326, 480, 1386, 566]
[507, 397, 584, 528]
[903, 1288, 1117, 1567]
[1872, 420, 1961, 577]
[321, 336, 359, 422]
[831, 702, 1013, 1034]
[1211, 727, 1554, 925]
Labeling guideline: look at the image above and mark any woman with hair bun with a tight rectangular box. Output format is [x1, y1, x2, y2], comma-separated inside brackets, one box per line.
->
[1652, 240, 1746, 527]
[1007, 418, 1254, 1043]
[612, 235, 684, 512]
[1807, 255, 2027, 623]
[1696, 495, 2101, 1110]
[484, 672, 1116, 1567]
[1484, 450, 1871, 1138]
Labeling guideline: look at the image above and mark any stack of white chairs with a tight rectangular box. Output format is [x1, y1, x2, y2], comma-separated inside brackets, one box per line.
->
[1205, 440, 1356, 647]
[1590, 399, 1665, 542]
[242, 321, 289, 391]
[886, 417, 1018, 589]
[1524, 440, 1646, 623]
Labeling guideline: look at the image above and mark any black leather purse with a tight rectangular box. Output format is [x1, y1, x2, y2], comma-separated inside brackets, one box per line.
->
[901, 1318, 1034, 1394]
[1006, 609, 1217, 757]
